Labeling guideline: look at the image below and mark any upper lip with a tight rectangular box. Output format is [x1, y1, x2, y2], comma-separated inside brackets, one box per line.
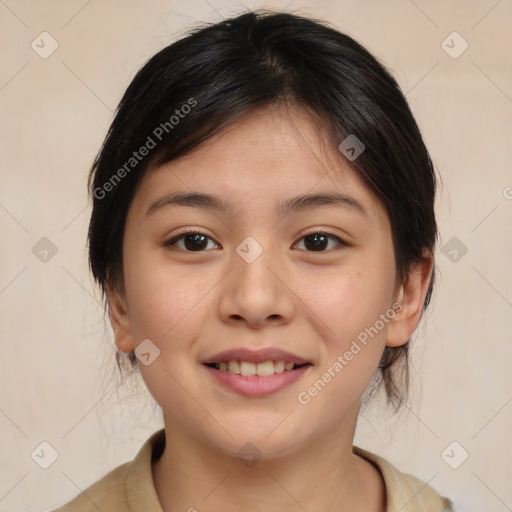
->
[203, 347, 311, 365]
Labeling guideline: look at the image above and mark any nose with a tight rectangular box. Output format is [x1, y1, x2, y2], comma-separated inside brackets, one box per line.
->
[218, 238, 296, 329]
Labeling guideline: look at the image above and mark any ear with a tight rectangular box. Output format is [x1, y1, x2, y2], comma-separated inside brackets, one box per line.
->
[106, 279, 135, 353]
[386, 250, 434, 348]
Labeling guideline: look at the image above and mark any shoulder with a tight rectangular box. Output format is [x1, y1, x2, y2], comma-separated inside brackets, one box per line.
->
[353, 445, 454, 512]
[49, 429, 166, 512]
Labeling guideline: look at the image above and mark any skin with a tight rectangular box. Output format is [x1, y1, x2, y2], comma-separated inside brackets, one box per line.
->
[108, 104, 434, 512]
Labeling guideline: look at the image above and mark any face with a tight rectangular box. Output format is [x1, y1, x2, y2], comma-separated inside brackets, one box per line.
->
[110, 106, 410, 460]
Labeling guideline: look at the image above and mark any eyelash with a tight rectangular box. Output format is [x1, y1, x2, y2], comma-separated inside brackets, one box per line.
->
[163, 228, 349, 253]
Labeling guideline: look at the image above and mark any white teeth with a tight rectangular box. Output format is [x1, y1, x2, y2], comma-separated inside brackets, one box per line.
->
[274, 361, 286, 373]
[274, 361, 285, 373]
[228, 360, 240, 374]
[256, 361, 274, 376]
[240, 361, 256, 376]
[215, 360, 302, 376]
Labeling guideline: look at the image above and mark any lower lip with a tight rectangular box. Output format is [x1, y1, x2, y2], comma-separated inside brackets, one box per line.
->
[203, 364, 312, 397]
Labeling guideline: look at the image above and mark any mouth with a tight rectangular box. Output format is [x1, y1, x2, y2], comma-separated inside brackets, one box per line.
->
[203, 360, 312, 376]
[201, 347, 313, 396]
[202, 358, 313, 397]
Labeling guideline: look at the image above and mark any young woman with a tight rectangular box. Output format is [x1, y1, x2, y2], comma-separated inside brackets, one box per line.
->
[52, 9, 453, 512]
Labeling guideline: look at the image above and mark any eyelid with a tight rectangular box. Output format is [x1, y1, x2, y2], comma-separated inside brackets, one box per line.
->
[293, 229, 350, 251]
[163, 228, 221, 248]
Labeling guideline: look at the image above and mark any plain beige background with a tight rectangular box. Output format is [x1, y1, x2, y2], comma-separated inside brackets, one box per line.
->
[0, 0, 511, 511]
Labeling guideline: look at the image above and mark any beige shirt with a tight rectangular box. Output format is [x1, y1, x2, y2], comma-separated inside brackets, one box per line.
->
[51, 429, 453, 512]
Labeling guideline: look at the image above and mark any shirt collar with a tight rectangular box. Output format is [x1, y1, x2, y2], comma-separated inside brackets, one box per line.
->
[125, 429, 165, 511]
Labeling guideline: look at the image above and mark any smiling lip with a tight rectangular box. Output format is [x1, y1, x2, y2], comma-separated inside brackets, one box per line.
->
[202, 347, 312, 397]
[203, 347, 310, 365]
[203, 363, 311, 397]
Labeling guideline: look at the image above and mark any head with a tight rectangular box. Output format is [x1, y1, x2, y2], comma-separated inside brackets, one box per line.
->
[87, 10, 437, 456]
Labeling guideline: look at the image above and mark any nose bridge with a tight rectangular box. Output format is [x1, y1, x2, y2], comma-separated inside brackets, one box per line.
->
[234, 234, 277, 297]
[219, 234, 294, 326]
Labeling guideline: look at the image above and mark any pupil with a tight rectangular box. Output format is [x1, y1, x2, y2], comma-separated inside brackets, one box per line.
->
[185, 233, 207, 251]
[305, 233, 327, 251]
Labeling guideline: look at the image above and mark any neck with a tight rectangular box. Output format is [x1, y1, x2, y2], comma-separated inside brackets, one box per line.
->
[152, 407, 386, 512]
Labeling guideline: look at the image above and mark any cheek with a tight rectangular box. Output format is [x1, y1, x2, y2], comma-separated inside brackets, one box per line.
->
[122, 250, 212, 421]
[318, 266, 392, 335]
[123, 245, 209, 344]
[309, 263, 394, 384]
[296, 271, 392, 417]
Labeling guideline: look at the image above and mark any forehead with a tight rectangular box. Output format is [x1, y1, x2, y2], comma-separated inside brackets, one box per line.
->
[151, 106, 351, 185]
[131, 106, 386, 224]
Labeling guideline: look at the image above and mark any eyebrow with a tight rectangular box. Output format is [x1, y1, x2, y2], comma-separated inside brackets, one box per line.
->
[145, 191, 367, 218]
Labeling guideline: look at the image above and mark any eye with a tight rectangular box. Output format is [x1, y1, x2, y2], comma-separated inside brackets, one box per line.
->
[294, 230, 349, 252]
[164, 229, 348, 253]
[163, 230, 220, 252]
